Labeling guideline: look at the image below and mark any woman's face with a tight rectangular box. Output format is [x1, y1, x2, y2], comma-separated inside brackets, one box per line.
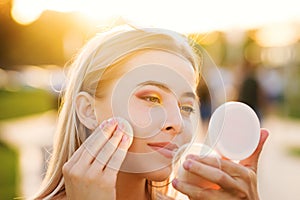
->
[94, 50, 198, 181]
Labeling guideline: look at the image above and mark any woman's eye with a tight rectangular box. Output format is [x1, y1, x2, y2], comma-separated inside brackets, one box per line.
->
[143, 96, 161, 104]
[180, 105, 195, 114]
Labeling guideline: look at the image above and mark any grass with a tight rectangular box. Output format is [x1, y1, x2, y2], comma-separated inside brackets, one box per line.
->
[0, 87, 57, 199]
[287, 105, 300, 119]
[0, 87, 57, 120]
[288, 146, 300, 158]
[0, 141, 19, 200]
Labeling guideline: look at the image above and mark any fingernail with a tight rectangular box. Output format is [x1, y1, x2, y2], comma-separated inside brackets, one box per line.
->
[99, 120, 108, 129]
[172, 179, 178, 187]
[99, 118, 113, 129]
[121, 134, 129, 142]
[186, 154, 197, 160]
[108, 118, 117, 125]
[183, 160, 192, 170]
[118, 123, 125, 131]
[115, 128, 123, 136]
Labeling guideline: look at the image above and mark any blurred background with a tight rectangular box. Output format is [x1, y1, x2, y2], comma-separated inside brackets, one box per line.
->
[0, 0, 300, 199]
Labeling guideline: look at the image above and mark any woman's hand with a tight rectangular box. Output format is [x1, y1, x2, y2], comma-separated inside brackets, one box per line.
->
[172, 129, 269, 200]
[62, 118, 132, 200]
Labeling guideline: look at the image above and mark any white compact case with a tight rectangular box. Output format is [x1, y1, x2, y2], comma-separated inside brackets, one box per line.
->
[208, 101, 261, 161]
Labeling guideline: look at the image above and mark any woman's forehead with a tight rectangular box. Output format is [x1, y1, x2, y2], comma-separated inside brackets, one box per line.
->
[109, 65, 197, 108]
[122, 50, 197, 87]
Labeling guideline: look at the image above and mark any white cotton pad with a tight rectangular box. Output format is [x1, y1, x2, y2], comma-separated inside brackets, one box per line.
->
[115, 117, 134, 138]
[208, 102, 260, 160]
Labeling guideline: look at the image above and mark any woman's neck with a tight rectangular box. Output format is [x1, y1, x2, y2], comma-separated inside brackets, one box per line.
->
[116, 172, 148, 200]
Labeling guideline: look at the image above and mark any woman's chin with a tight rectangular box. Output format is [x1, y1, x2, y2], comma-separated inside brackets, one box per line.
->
[143, 165, 173, 182]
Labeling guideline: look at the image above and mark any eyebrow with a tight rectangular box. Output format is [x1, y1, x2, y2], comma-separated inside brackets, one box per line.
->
[137, 81, 196, 100]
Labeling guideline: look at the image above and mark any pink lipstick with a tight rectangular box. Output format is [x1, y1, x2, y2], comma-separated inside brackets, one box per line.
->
[147, 142, 179, 158]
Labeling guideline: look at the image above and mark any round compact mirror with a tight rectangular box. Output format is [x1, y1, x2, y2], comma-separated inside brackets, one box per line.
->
[208, 101, 261, 160]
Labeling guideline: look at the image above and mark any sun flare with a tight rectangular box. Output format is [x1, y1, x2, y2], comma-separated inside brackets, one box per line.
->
[10, 0, 300, 35]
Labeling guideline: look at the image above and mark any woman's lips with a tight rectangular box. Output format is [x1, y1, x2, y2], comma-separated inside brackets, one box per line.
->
[147, 142, 179, 158]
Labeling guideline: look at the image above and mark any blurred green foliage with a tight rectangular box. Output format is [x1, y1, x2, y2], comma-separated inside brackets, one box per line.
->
[0, 87, 57, 120]
[287, 102, 300, 118]
[288, 146, 300, 157]
[0, 87, 56, 198]
[0, 141, 19, 199]
[285, 66, 300, 118]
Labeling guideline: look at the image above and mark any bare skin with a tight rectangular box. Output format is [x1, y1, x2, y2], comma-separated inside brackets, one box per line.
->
[59, 50, 269, 200]
[60, 50, 196, 200]
[172, 129, 269, 200]
[62, 119, 133, 200]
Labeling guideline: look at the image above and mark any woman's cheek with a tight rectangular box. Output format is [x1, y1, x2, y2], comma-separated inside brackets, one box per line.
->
[128, 98, 166, 139]
[181, 119, 194, 144]
[128, 99, 152, 128]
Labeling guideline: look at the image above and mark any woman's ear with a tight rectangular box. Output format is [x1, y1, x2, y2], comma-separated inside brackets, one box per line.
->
[75, 91, 98, 130]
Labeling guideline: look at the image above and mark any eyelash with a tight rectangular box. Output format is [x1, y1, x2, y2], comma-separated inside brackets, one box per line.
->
[142, 96, 195, 114]
[142, 96, 161, 104]
[180, 105, 195, 114]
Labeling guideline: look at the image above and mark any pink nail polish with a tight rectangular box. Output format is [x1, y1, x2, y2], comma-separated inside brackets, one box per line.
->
[172, 179, 178, 187]
[99, 120, 108, 129]
[122, 135, 129, 142]
[108, 118, 115, 125]
[186, 154, 198, 160]
[118, 123, 125, 132]
[183, 160, 192, 170]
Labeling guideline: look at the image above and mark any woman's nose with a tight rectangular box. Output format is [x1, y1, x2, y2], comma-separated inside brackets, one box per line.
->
[161, 103, 183, 135]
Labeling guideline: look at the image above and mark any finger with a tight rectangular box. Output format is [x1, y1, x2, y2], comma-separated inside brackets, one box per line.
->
[90, 127, 124, 171]
[104, 134, 133, 174]
[78, 118, 118, 165]
[183, 159, 239, 190]
[172, 178, 217, 200]
[186, 155, 249, 178]
[173, 178, 238, 200]
[239, 128, 269, 172]
[62, 144, 85, 172]
[63, 119, 118, 173]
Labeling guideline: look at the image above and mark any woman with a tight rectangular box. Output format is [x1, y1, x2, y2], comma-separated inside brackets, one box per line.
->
[34, 26, 269, 199]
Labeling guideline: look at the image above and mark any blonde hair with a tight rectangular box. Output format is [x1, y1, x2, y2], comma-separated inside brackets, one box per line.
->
[34, 26, 201, 199]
